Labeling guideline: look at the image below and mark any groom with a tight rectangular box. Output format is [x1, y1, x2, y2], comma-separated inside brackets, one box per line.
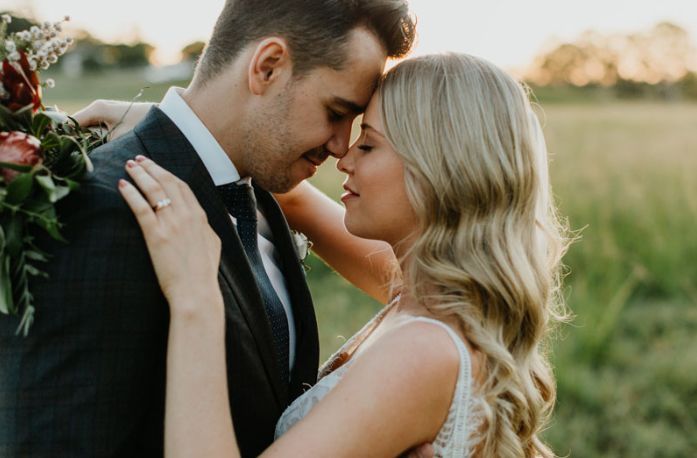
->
[0, 0, 414, 456]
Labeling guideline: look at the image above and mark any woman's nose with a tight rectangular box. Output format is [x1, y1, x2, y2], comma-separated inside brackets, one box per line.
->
[336, 141, 358, 173]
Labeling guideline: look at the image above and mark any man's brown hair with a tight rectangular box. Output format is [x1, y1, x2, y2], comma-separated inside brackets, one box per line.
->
[196, 0, 415, 83]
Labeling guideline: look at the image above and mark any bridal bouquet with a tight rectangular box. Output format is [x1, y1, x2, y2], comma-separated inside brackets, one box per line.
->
[0, 15, 105, 335]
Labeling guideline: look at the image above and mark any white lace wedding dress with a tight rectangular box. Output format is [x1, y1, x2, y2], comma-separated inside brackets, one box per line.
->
[275, 304, 481, 457]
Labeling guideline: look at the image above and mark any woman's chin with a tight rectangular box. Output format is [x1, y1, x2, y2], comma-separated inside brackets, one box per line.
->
[344, 215, 379, 241]
[343, 215, 362, 238]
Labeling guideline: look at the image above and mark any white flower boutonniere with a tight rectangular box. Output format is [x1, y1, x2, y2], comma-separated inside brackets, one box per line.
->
[291, 230, 312, 271]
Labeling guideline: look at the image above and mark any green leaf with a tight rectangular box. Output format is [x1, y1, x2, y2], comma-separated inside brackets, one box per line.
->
[35, 175, 59, 203]
[31, 112, 51, 137]
[0, 255, 13, 315]
[5, 173, 35, 205]
[0, 162, 33, 173]
[60, 178, 80, 192]
[52, 185, 71, 202]
[16, 305, 35, 336]
[25, 250, 48, 263]
[24, 264, 42, 276]
[4, 216, 24, 257]
[41, 132, 61, 151]
[22, 199, 52, 215]
[35, 207, 65, 242]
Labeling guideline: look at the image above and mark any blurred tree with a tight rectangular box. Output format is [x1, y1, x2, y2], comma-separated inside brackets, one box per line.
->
[59, 30, 154, 73]
[678, 72, 697, 99]
[104, 43, 154, 68]
[65, 30, 108, 73]
[526, 22, 697, 96]
[618, 22, 694, 84]
[181, 41, 205, 63]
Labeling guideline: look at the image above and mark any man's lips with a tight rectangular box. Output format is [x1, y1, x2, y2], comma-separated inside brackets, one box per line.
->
[302, 153, 327, 167]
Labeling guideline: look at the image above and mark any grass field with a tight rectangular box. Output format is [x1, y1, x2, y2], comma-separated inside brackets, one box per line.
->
[44, 71, 697, 457]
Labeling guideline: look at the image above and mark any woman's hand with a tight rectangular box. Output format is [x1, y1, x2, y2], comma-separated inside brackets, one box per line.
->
[73, 100, 155, 141]
[118, 155, 224, 317]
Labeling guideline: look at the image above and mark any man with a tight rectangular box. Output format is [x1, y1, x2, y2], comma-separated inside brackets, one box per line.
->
[0, 0, 414, 456]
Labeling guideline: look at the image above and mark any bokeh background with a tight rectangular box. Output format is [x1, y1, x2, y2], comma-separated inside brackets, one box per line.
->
[4, 1, 696, 456]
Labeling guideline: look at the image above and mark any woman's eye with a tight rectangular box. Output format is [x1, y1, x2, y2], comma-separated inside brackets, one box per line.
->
[358, 144, 373, 152]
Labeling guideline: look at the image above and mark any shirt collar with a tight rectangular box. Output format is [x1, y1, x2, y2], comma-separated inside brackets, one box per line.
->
[158, 86, 241, 186]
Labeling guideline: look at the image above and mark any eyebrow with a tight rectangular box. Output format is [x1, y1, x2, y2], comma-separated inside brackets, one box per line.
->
[333, 97, 366, 114]
[360, 122, 386, 138]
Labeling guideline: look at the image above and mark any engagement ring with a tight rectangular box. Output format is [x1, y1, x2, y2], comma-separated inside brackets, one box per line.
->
[154, 197, 172, 211]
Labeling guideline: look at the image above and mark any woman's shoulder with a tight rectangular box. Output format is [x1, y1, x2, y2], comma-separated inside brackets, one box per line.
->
[351, 316, 464, 402]
[352, 314, 485, 402]
[383, 316, 463, 365]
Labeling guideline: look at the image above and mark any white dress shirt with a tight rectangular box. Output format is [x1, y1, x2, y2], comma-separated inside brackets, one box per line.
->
[159, 87, 296, 371]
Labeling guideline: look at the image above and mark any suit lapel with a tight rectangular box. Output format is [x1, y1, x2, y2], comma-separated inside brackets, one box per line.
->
[132, 108, 289, 406]
[254, 186, 320, 397]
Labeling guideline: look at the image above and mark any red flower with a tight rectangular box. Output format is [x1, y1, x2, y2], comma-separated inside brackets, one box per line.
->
[0, 131, 42, 183]
[1, 51, 42, 112]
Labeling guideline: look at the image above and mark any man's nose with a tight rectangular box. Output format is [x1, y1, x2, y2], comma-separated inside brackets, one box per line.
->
[326, 119, 353, 159]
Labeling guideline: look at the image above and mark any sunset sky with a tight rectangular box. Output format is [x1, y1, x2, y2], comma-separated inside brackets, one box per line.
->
[5, 0, 696, 70]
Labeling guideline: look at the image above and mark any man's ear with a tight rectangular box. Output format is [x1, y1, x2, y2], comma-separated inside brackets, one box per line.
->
[248, 37, 292, 95]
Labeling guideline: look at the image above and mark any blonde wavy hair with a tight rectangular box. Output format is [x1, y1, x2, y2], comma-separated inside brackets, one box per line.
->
[379, 54, 569, 457]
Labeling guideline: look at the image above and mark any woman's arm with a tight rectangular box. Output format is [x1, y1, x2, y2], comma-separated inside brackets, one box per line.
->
[118, 156, 238, 458]
[275, 180, 398, 304]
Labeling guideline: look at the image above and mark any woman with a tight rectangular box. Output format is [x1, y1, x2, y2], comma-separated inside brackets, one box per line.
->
[91, 53, 568, 456]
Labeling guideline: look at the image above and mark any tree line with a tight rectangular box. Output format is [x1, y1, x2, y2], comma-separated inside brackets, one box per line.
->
[524, 22, 697, 100]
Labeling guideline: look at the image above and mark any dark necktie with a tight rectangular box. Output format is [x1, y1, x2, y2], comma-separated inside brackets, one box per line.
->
[217, 181, 290, 383]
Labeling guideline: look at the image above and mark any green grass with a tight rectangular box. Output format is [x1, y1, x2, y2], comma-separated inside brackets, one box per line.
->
[43, 71, 697, 456]
[43, 69, 183, 112]
[539, 102, 697, 456]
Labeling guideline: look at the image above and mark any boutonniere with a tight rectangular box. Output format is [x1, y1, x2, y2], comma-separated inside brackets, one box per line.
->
[291, 230, 312, 272]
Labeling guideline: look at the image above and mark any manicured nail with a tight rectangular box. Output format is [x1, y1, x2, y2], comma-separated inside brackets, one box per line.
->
[118, 179, 127, 188]
[135, 155, 146, 163]
[126, 160, 136, 168]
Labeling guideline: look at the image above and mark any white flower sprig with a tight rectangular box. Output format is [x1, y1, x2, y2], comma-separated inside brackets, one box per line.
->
[291, 230, 313, 272]
[0, 16, 73, 73]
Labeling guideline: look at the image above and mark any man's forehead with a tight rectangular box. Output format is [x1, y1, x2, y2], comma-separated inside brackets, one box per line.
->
[322, 72, 381, 111]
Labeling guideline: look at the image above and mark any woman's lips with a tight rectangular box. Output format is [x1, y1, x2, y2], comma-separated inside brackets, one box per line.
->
[341, 184, 359, 203]
[340, 191, 358, 203]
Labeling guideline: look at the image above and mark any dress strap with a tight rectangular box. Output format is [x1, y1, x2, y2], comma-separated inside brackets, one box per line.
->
[402, 316, 473, 389]
[405, 316, 477, 457]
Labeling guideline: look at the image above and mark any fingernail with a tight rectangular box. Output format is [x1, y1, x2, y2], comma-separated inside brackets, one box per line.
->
[118, 179, 127, 188]
[135, 155, 146, 163]
[126, 160, 136, 168]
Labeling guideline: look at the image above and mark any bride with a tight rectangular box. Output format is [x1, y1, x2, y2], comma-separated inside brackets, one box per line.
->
[88, 53, 568, 456]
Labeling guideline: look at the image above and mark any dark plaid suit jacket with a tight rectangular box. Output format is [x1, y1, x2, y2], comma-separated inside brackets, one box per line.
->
[0, 108, 319, 457]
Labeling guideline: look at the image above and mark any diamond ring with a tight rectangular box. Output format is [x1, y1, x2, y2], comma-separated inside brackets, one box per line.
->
[154, 197, 172, 211]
